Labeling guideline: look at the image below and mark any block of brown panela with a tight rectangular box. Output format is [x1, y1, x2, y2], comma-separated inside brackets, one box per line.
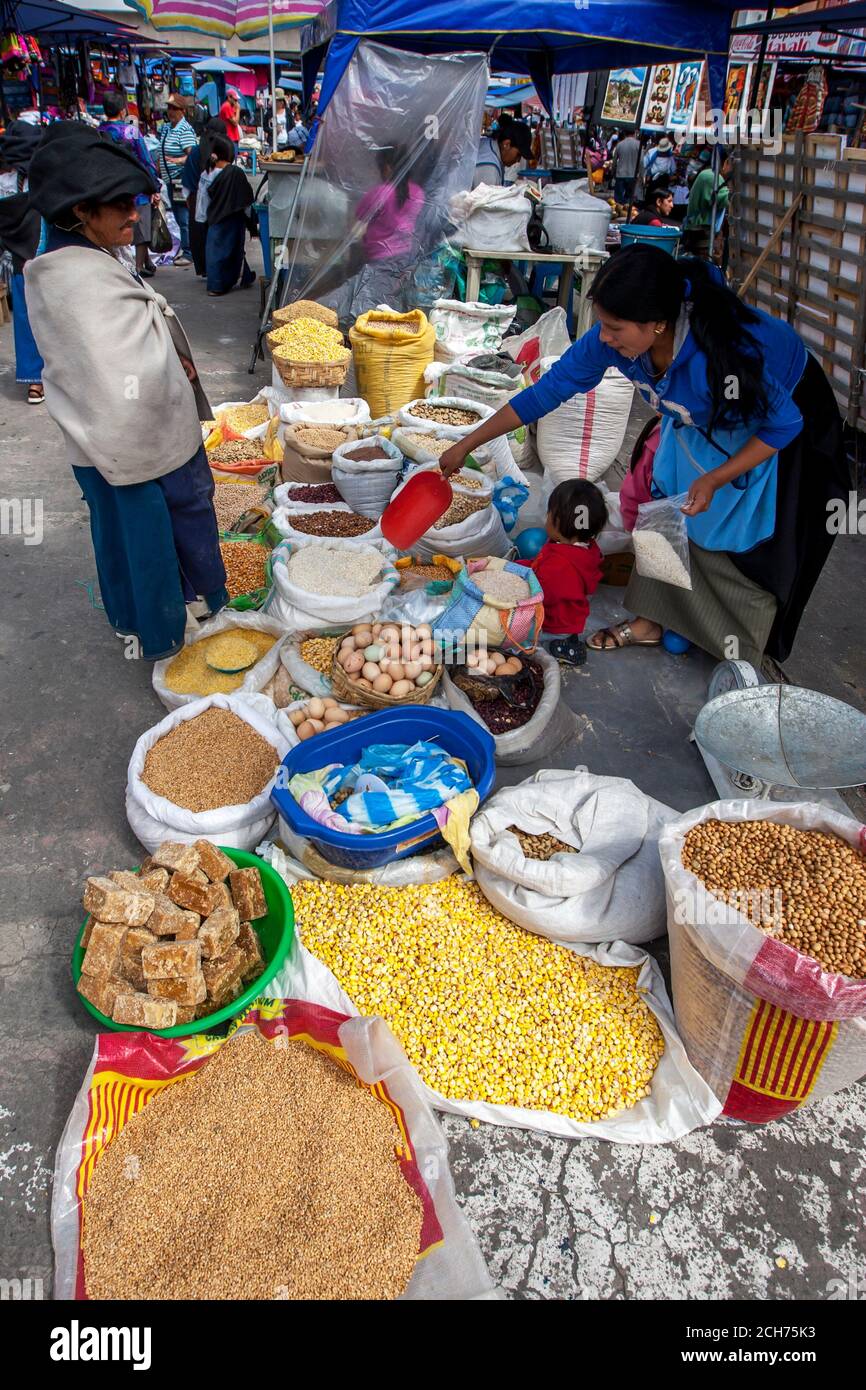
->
[167, 874, 222, 917]
[174, 1003, 197, 1025]
[198, 906, 240, 960]
[82, 877, 153, 927]
[112, 992, 177, 1029]
[172, 909, 201, 941]
[141, 939, 202, 981]
[109, 869, 151, 895]
[150, 841, 200, 875]
[209, 882, 233, 911]
[189, 867, 209, 885]
[139, 867, 171, 894]
[80, 923, 127, 978]
[193, 840, 235, 883]
[236, 922, 265, 982]
[121, 952, 147, 993]
[81, 918, 95, 949]
[146, 894, 192, 938]
[126, 926, 158, 956]
[202, 945, 245, 1002]
[228, 867, 267, 921]
[147, 972, 207, 1006]
[77, 973, 128, 1016]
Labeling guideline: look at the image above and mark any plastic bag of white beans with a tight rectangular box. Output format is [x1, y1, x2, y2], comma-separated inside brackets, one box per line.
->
[660, 800, 866, 1123]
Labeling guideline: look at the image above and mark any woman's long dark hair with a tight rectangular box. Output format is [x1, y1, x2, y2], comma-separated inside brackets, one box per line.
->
[590, 245, 770, 432]
[377, 145, 411, 208]
[199, 117, 227, 171]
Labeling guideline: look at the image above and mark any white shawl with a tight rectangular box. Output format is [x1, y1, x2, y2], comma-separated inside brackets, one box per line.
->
[25, 245, 204, 486]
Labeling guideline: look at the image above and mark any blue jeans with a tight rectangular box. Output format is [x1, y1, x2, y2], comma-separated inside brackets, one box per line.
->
[11, 272, 43, 384]
[171, 198, 190, 256]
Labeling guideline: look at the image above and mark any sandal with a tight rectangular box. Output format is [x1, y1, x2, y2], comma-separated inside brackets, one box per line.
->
[548, 637, 587, 667]
[587, 621, 662, 651]
[27, 384, 44, 404]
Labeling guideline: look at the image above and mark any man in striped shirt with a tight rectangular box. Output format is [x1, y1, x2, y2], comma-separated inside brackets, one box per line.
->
[158, 95, 197, 264]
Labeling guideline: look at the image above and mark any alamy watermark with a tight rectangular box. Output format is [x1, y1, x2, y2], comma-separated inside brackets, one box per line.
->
[0, 496, 42, 545]
[672, 883, 783, 930]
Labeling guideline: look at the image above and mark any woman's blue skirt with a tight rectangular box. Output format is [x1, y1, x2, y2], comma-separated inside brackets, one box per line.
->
[206, 214, 246, 295]
[73, 445, 228, 660]
[11, 271, 43, 384]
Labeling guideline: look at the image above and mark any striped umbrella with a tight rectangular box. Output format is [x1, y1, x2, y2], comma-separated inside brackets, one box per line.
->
[123, 0, 326, 43]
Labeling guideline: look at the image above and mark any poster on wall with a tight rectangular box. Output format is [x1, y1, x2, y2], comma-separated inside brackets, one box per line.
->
[668, 60, 704, 132]
[641, 63, 675, 130]
[599, 67, 648, 126]
[724, 60, 751, 119]
[754, 60, 777, 116]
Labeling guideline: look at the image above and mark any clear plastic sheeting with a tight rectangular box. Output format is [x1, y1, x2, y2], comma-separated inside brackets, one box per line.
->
[282, 41, 488, 325]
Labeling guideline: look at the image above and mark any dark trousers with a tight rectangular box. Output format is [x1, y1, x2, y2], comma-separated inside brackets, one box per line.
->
[188, 194, 207, 276]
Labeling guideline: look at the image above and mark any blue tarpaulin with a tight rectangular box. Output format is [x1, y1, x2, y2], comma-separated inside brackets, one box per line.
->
[301, 0, 742, 117]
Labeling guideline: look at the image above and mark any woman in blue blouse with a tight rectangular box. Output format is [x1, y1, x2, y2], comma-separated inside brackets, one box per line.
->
[439, 246, 847, 667]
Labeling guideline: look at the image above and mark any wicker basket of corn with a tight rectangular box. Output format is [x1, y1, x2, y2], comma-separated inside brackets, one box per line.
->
[266, 315, 344, 357]
[272, 300, 339, 330]
[272, 349, 352, 389]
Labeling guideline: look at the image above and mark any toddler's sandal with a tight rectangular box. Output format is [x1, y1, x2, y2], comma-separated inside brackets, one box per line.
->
[548, 637, 587, 667]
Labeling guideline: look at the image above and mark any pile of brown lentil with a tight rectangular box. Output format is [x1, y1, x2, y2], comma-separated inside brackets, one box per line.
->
[300, 635, 340, 675]
[209, 439, 268, 465]
[219, 540, 270, 599]
[454, 472, 485, 491]
[399, 432, 452, 458]
[289, 510, 375, 538]
[141, 708, 279, 811]
[367, 316, 420, 335]
[409, 403, 480, 427]
[399, 563, 455, 587]
[82, 1030, 423, 1301]
[213, 481, 270, 531]
[164, 629, 276, 696]
[508, 827, 578, 861]
[434, 495, 488, 530]
[682, 819, 866, 979]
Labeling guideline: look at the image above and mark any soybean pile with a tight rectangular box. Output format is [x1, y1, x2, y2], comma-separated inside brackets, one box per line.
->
[82, 1030, 423, 1301]
[295, 878, 664, 1119]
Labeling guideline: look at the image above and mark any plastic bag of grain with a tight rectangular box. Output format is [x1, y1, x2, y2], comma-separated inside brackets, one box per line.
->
[427, 299, 517, 363]
[632, 493, 692, 589]
[472, 768, 678, 938]
[125, 693, 288, 853]
[535, 359, 634, 485]
[264, 538, 399, 631]
[660, 801, 866, 1123]
[331, 434, 403, 518]
[152, 611, 288, 712]
[281, 423, 360, 485]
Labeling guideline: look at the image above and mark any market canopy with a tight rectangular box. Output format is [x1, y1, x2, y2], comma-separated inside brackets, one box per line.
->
[737, 2, 866, 38]
[14, 0, 147, 37]
[486, 82, 537, 109]
[122, 0, 328, 41]
[300, 0, 744, 116]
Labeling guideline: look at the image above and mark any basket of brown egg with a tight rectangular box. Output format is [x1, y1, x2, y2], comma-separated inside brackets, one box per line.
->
[330, 621, 442, 708]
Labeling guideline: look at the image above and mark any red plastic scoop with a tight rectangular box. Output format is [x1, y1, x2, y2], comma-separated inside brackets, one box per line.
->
[380, 469, 452, 549]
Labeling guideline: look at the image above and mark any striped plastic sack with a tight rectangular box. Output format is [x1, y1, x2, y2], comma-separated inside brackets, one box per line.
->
[660, 802, 866, 1124]
[432, 557, 544, 656]
[51, 999, 497, 1300]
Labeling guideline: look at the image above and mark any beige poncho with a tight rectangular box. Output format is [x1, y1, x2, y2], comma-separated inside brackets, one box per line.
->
[25, 245, 204, 486]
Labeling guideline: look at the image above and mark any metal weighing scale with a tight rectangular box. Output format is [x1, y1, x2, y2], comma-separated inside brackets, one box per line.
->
[691, 660, 866, 814]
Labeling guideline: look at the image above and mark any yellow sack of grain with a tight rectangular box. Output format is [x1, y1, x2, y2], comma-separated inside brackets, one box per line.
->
[349, 309, 435, 419]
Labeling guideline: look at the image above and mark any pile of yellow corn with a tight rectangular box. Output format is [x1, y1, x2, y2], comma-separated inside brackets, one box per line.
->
[270, 316, 345, 363]
[294, 878, 664, 1120]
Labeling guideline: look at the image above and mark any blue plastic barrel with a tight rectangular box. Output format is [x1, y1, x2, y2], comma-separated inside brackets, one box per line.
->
[619, 223, 681, 257]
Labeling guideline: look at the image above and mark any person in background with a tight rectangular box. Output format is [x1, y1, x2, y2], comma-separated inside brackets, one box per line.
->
[158, 94, 197, 266]
[25, 126, 226, 659]
[610, 127, 641, 205]
[67, 96, 99, 128]
[182, 115, 227, 278]
[219, 90, 242, 146]
[0, 119, 44, 401]
[519, 479, 606, 667]
[682, 148, 733, 259]
[630, 178, 677, 227]
[643, 134, 677, 183]
[100, 91, 161, 278]
[264, 87, 290, 150]
[472, 114, 532, 187]
[355, 144, 425, 264]
[204, 134, 256, 296]
[287, 100, 310, 148]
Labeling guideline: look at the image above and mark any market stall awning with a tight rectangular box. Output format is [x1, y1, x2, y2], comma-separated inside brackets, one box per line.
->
[14, 0, 148, 36]
[300, 0, 744, 116]
[486, 82, 537, 108]
[736, 2, 866, 38]
[122, 0, 328, 41]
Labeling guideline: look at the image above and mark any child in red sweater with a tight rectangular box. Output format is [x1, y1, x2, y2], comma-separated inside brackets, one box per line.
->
[527, 479, 606, 666]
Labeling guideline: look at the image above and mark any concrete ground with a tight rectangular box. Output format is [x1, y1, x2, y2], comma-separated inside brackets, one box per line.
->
[2, 248, 865, 1302]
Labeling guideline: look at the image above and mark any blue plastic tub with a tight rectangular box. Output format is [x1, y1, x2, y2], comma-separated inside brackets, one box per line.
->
[619, 223, 681, 256]
[270, 707, 496, 870]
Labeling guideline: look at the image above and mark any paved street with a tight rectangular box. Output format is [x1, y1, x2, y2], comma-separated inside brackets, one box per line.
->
[2, 248, 864, 1300]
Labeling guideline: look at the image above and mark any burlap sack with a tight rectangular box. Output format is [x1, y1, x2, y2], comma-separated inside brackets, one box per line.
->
[281, 424, 359, 484]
